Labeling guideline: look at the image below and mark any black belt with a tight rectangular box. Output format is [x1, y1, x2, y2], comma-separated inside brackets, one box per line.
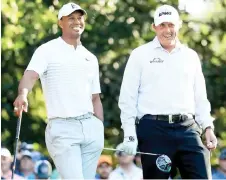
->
[142, 114, 194, 124]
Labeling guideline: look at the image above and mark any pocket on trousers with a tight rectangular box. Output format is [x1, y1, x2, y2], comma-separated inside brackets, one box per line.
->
[194, 121, 203, 135]
[45, 121, 53, 144]
[190, 120, 203, 136]
[91, 116, 104, 149]
[93, 115, 103, 123]
[135, 118, 142, 139]
[45, 120, 61, 144]
[45, 122, 55, 158]
[136, 117, 153, 140]
[93, 115, 104, 129]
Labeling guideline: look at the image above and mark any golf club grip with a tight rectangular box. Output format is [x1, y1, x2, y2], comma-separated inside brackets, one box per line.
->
[103, 147, 161, 156]
[11, 113, 23, 179]
[15, 114, 22, 139]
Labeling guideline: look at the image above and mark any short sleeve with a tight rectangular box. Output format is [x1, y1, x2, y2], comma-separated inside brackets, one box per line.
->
[26, 45, 48, 77]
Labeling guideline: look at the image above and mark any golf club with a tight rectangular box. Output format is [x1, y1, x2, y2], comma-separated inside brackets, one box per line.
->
[103, 147, 172, 172]
[11, 109, 23, 179]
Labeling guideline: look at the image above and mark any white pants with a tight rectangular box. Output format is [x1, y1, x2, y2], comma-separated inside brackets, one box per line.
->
[45, 114, 104, 179]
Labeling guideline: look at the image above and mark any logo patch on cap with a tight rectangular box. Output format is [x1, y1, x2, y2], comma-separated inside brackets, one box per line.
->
[159, 12, 172, 17]
[71, 4, 78, 9]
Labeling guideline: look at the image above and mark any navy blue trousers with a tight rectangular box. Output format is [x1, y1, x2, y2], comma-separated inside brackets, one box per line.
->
[136, 115, 211, 179]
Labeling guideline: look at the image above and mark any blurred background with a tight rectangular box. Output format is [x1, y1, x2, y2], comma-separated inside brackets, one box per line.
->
[1, 0, 226, 179]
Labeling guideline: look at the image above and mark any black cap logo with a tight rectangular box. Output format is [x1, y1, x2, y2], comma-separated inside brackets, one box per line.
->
[129, 136, 135, 142]
[71, 4, 77, 9]
[159, 12, 172, 17]
[150, 58, 164, 63]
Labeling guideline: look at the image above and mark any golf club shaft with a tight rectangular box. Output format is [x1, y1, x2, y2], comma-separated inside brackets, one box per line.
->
[103, 147, 161, 156]
[11, 111, 23, 179]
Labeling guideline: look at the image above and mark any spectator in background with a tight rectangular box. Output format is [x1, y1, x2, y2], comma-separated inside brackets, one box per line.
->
[212, 148, 226, 179]
[19, 142, 34, 153]
[15, 142, 34, 174]
[96, 155, 113, 179]
[32, 151, 44, 162]
[1, 147, 24, 180]
[17, 151, 36, 179]
[108, 143, 142, 180]
[34, 160, 52, 180]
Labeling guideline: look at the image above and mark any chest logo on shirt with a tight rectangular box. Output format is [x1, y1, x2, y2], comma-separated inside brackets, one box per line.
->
[150, 58, 164, 63]
[85, 58, 90, 61]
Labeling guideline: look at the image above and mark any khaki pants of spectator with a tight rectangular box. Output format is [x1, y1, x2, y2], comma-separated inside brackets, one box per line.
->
[45, 113, 104, 179]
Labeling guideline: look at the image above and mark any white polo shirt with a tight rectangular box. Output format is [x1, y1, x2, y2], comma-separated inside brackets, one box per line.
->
[108, 164, 142, 180]
[26, 37, 101, 119]
[119, 37, 214, 130]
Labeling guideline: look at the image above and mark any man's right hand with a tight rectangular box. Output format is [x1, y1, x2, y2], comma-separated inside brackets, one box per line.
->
[120, 136, 138, 155]
[13, 94, 28, 116]
[119, 125, 138, 155]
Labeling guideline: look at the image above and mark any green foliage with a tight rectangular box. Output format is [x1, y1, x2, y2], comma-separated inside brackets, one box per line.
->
[1, 0, 226, 167]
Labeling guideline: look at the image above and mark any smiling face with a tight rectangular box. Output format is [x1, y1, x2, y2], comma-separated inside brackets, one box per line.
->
[58, 10, 85, 39]
[152, 22, 180, 51]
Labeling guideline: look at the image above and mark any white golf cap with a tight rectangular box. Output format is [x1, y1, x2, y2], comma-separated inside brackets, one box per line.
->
[58, 2, 87, 20]
[1, 147, 11, 158]
[154, 5, 180, 26]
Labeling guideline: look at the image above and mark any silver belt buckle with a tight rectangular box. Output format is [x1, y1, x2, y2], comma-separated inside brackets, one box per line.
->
[169, 115, 173, 124]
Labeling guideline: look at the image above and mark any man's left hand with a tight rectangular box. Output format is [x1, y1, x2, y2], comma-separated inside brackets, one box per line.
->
[205, 128, 217, 150]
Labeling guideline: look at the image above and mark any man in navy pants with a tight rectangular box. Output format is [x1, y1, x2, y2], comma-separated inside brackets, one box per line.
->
[118, 5, 217, 179]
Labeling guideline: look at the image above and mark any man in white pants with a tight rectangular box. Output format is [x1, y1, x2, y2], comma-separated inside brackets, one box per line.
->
[13, 2, 104, 179]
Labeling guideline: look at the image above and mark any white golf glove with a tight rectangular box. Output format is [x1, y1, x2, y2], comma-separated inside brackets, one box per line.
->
[120, 125, 138, 155]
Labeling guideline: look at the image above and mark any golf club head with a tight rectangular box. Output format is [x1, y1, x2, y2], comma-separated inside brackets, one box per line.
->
[156, 154, 172, 172]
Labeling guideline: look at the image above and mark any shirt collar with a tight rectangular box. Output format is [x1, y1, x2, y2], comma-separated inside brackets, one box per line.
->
[58, 37, 82, 49]
[152, 36, 183, 50]
[153, 36, 162, 48]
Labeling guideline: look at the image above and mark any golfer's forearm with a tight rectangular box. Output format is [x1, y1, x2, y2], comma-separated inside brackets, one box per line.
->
[92, 94, 104, 121]
[94, 104, 103, 121]
[18, 71, 39, 96]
